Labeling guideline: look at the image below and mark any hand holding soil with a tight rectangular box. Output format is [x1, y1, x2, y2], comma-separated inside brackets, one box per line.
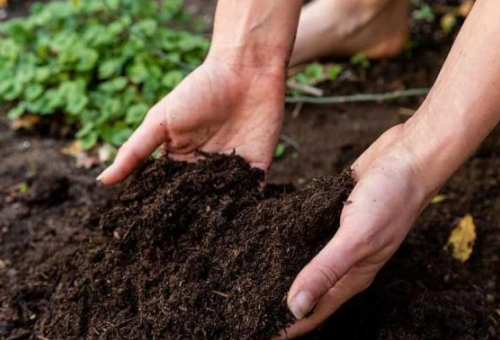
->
[279, 124, 429, 338]
[97, 59, 286, 185]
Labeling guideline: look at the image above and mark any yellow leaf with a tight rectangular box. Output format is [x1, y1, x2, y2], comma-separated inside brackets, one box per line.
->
[440, 13, 457, 35]
[72, 0, 81, 5]
[62, 140, 84, 157]
[11, 114, 41, 131]
[0, 0, 7, 8]
[431, 194, 448, 204]
[447, 214, 476, 263]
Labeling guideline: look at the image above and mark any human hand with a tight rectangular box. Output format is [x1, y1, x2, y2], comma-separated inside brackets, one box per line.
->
[276, 121, 436, 339]
[97, 58, 286, 184]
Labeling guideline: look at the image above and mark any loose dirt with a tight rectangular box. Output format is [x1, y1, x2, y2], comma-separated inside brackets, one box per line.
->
[1, 0, 500, 339]
[0, 151, 354, 340]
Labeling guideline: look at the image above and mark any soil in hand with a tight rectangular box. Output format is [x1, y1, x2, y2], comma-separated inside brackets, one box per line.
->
[1, 153, 354, 340]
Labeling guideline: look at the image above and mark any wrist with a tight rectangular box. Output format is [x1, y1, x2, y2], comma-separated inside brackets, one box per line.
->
[400, 102, 470, 197]
[208, 0, 302, 75]
[206, 43, 290, 77]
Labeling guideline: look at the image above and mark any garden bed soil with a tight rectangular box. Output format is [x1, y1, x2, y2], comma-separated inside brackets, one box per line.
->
[1, 0, 500, 339]
[0, 149, 354, 340]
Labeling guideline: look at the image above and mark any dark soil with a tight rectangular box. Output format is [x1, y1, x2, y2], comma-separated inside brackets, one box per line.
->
[2, 0, 500, 339]
[0, 150, 353, 340]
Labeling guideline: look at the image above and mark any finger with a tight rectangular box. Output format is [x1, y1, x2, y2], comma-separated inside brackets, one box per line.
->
[97, 108, 168, 185]
[286, 228, 361, 320]
[275, 268, 375, 340]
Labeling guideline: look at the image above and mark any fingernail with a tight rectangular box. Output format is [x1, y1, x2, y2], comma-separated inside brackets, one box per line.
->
[96, 170, 105, 182]
[289, 291, 314, 320]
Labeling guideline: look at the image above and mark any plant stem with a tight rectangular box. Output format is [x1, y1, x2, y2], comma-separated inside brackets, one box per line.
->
[285, 88, 430, 104]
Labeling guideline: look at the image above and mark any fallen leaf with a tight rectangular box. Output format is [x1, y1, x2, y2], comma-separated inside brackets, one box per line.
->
[431, 194, 448, 204]
[0, 0, 7, 8]
[76, 154, 100, 169]
[459, 0, 475, 17]
[62, 140, 84, 157]
[440, 13, 457, 35]
[62, 140, 99, 169]
[447, 213, 476, 263]
[11, 115, 41, 131]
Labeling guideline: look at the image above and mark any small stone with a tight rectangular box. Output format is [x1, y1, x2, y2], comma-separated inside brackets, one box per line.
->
[7, 268, 17, 278]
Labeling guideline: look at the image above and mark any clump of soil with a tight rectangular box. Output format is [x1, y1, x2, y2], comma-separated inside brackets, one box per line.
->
[1, 153, 354, 340]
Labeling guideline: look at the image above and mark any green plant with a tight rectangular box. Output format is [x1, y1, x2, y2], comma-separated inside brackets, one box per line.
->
[0, 0, 209, 149]
[412, 3, 435, 23]
[18, 182, 29, 193]
[293, 62, 343, 86]
[350, 53, 371, 69]
[274, 143, 286, 158]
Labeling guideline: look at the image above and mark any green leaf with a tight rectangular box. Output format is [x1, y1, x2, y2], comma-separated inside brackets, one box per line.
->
[161, 70, 184, 89]
[128, 62, 149, 84]
[80, 131, 99, 150]
[126, 103, 149, 124]
[0, 79, 13, 98]
[100, 124, 134, 146]
[328, 64, 343, 81]
[66, 94, 89, 115]
[274, 143, 286, 158]
[3, 82, 23, 101]
[304, 63, 324, 83]
[350, 53, 371, 69]
[177, 34, 206, 52]
[76, 48, 99, 72]
[413, 4, 435, 23]
[8, 102, 27, 119]
[131, 19, 158, 37]
[98, 58, 125, 79]
[99, 77, 128, 93]
[76, 122, 96, 138]
[24, 84, 44, 101]
[35, 67, 51, 82]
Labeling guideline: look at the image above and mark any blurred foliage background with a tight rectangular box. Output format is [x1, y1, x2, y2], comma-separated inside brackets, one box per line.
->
[0, 0, 209, 149]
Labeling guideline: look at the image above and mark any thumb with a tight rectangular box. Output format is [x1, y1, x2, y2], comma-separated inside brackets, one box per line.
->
[287, 230, 359, 319]
[97, 107, 168, 185]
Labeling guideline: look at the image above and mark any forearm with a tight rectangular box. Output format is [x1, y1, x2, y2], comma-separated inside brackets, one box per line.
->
[405, 0, 500, 194]
[207, 0, 303, 72]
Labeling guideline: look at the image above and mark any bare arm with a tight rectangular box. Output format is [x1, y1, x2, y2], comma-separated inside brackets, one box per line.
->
[404, 0, 500, 192]
[209, 0, 303, 70]
[285, 0, 500, 337]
